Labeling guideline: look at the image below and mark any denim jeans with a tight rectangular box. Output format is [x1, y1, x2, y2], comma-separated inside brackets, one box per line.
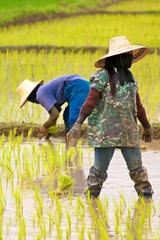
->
[63, 79, 90, 132]
[86, 147, 153, 198]
[94, 147, 142, 172]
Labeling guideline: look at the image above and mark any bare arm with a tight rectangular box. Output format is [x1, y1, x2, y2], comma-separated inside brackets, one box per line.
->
[43, 106, 59, 129]
[38, 106, 59, 138]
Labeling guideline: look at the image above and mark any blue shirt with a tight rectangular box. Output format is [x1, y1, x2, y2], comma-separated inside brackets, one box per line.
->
[36, 74, 87, 112]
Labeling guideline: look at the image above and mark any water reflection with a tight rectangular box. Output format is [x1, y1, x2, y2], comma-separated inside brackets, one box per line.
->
[127, 197, 156, 240]
[33, 141, 87, 196]
[1, 138, 160, 239]
[85, 196, 156, 240]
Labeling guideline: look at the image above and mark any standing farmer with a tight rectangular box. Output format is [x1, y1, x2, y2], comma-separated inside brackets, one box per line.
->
[17, 74, 90, 138]
[67, 36, 154, 198]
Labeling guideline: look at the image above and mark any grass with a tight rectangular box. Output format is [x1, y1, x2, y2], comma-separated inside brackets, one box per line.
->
[105, 0, 160, 12]
[0, 0, 111, 24]
[0, 14, 160, 48]
[0, 0, 159, 25]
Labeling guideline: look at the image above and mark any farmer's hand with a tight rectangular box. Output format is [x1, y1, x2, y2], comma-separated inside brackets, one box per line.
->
[142, 127, 152, 142]
[38, 126, 48, 139]
[66, 123, 82, 146]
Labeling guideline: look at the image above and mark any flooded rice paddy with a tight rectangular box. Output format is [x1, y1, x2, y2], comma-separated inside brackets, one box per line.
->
[1, 137, 160, 239]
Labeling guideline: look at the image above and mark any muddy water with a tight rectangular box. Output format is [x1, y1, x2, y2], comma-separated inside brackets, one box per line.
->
[2, 139, 160, 239]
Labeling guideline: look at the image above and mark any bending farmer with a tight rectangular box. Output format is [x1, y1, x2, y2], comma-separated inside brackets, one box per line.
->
[17, 74, 90, 139]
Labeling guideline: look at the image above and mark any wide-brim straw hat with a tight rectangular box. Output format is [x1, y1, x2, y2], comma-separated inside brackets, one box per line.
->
[17, 79, 43, 108]
[95, 36, 151, 68]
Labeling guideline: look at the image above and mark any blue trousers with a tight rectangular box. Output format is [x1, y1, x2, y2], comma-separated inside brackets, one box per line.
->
[94, 147, 142, 172]
[63, 79, 90, 132]
[86, 147, 153, 197]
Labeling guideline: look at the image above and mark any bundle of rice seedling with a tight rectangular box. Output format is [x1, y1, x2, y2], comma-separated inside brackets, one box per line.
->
[58, 174, 75, 190]
[52, 174, 75, 196]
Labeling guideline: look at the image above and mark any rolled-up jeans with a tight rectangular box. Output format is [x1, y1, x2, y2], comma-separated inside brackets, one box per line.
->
[94, 147, 142, 172]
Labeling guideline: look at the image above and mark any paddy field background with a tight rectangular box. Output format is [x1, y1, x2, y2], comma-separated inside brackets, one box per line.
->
[0, 0, 160, 239]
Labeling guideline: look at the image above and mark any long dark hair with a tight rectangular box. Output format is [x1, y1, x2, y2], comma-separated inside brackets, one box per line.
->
[104, 53, 133, 98]
[104, 56, 118, 98]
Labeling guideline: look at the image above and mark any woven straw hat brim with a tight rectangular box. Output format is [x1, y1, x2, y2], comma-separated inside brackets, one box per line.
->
[17, 79, 43, 108]
[95, 45, 151, 68]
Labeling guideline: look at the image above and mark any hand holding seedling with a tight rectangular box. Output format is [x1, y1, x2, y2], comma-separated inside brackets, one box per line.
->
[37, 126, 48, 139]
[66, 123, 81, 146]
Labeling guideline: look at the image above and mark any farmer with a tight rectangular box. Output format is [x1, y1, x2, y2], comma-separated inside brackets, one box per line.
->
[66, 36, 154, 198]
[17, 74, 90, 138]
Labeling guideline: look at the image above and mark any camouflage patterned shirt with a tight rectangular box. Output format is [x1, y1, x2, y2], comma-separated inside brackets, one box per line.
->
[88, 68, 140, 147]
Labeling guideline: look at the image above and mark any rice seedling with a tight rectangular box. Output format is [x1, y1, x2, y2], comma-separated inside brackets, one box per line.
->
[53, 174, 75, 195]
[65, 210, 71, 239]
[114, 201, 123, 237]
[34, 185, 44, 218]
[53, 196, 64, 240]
[47, 211, 55, 235]
[0, 179, 6, 209]
[38, 220, 47, 239]
[0, 136, 159, 239]
[96, 219, 110, 240]
[0, 146, 14, 188]
[18, 216, 26, 240]
[85, 197, 110, 239]
[125, 197, 156, 240]
[55, 221, 63, 240]
[33, 185, 48, 239]
[0, 49, 159, 125]
[0, 48, 159, 126]
[27, 128, 34, 139]
[119, 191, 127, 207]
[96, 198, 109, 227]
[87, 230, 92, 240]
[125, 206, 132, 238]
[0, 14, 160, 48]
[54, 194, 63, 221]
[0, 134, 5, 146]
[65, 144, 83, 171]
[77, 223, 85, 240]
[0, 179, 6, 239]
[75, 196, 85, 222]
[12, 187, 23, 221]
[48, 125, 59, 135]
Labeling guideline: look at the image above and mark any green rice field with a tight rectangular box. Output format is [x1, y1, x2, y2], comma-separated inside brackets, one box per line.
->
[0, 50, 160, 123]
[0, 14, 160, 48]
[0, 9, 160, 123]
[0, 1, 160, 239]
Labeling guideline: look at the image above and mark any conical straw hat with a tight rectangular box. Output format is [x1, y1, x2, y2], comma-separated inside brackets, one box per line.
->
[95, 36, 151, 68]
[16, 79, 43, 108]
